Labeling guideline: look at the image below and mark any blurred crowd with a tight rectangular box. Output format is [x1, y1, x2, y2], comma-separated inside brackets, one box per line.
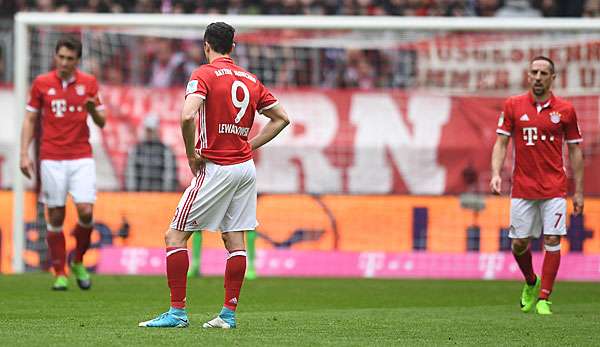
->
[1, 0, 600, 87]
[0, 0, 597, 18]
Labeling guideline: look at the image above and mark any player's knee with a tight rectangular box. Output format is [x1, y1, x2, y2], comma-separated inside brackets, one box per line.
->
[164, 230, 172, 245]
[78, 214, 93, 226]
[221, 231, 245, 251]
[47, 207, 66, 226]
[511, 238, 529, 254]
[165, 228, 187, 247]
[77, 206, 93, 224]
[544, 235, 561, 247]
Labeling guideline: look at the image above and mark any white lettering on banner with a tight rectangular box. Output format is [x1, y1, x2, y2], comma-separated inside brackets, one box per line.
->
[478, 253, 505, 280]
[120, 248, 149, 274]
[349, 94, 450, 194]
[358, 252, 386, 278]
[255, 93, 342, 193]
[417, 34, 600, 93]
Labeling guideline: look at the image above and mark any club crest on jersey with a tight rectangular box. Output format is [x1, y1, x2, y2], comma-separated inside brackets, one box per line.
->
[549, 111, 561, 124]
[497, 112, 504, 127]
[48, 88, 56, 96]
[75, 84, 86, 96]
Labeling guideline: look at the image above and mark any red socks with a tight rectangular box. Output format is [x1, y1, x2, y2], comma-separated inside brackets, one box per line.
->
[540, 250, 561, 300]
[46, 231, 66, 276]
[165, 247, 246, 311]
[166, 247, 188, 309]
[224, 250, 247, 311]
[512, 247, 536, 285]
[73, 223, 93, 263]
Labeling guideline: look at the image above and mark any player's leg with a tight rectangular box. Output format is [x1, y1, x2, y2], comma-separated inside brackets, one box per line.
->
[203, 231, 246, 329]
[141, 162, 229, 328]
[68, 158, 97, 290]
[70, 203, 94, 289]
[47, 207, 68, 290]
[204, 160, 257, 329]
[536, 198, 567, 315]
[139, 228, 193, 328]
[509, 198, 541, 312]
[40, 160, 69, 290]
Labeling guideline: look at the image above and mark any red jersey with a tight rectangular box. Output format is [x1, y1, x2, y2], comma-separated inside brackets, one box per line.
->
[27, 70, 103, 160]
[185, 57, 278, 165]
[496, 92, 582, 199]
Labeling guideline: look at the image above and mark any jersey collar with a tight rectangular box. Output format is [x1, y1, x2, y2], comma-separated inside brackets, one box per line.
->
[528, 91, 555, 108]
[212, 56, 234, 64]
[54, 69, 79, 85]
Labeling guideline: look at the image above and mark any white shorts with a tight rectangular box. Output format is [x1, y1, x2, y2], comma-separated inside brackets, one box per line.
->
[170, 159, 258, 232]
[509, 198, 567, 239]
[40, 158, 97, 208]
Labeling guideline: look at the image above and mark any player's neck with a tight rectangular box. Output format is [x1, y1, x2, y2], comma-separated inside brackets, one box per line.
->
[58, 71, 75, 82]
[208, 53, 229, 64]
[531, 91, 551, 104]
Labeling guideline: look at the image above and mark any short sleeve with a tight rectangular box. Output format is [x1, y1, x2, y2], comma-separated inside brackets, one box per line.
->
[26, 78, 42, 112]
[257, 82, 278, 113]
[496, 98, 513, 137]
[564, 106, 583, 143]
[89, 78, 105, 110]
[185, 67, 210, 99]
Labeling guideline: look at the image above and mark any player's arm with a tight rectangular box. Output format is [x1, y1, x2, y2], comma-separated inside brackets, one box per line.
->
[19, 110, 39, 179]
[490, 134, 510, 194]
[249, 104, 290, 151]
[181, 94, 204, 175]
[568, 142, 584, 215]
[86, 99, 106, 128]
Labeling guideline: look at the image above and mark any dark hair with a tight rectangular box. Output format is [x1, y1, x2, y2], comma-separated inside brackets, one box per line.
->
[530, 56, 555, 74]
[203, 22, 235, 54]
[55, 36, 82, 58]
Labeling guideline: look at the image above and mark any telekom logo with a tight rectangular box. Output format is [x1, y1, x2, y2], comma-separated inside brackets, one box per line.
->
[51, 99, 67, 117]
[522, 127, 538, 146]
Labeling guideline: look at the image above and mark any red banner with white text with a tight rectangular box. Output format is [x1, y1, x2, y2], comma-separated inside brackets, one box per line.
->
[100, 87, 600, 195]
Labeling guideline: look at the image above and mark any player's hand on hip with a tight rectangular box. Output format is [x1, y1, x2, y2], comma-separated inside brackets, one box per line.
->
[20, 154, 34, 179]
[85, 97, 97, 113]
[573, 192, 584, 215]
[187, 152, 204, 176]
[490, 175, 502, 195]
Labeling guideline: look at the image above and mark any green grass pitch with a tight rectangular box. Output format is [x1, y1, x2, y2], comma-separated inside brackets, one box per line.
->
[1, 274, 599, 346]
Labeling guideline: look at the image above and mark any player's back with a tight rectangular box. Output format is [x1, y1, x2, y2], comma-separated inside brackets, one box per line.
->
[187, 57, 277, 165]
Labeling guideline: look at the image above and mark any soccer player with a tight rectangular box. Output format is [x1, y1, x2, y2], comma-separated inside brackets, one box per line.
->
[139, 22, 290, 328]
[490, 56, 584, 315]
[20, 37, 106, 290]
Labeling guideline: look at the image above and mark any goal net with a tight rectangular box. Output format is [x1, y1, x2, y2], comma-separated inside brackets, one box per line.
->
[6, 14, 600, 279]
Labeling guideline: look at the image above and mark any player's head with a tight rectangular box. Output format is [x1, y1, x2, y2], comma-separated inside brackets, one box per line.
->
[54, 36, 82, 79]
[528, 56, 556, 98]
[203, 22, 235, 57]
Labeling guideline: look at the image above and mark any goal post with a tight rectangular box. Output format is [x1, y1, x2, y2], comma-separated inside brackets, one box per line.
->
[11, 13, 600, 273]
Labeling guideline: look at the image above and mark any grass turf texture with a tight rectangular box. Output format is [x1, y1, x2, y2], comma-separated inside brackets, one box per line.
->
[1, 274, 599, 346]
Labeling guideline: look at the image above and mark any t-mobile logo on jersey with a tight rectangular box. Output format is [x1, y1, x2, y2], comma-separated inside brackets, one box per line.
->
[522, 127, 538, 146]
[51, 99, 67, 117]
[522, 127, 555, 146]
